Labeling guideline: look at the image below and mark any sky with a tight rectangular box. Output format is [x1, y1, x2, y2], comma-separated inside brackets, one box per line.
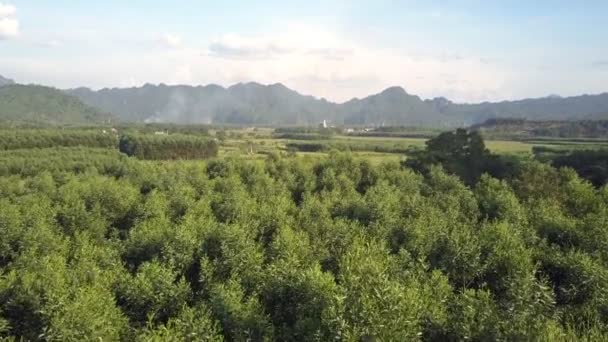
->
[1, 0, 607, 103]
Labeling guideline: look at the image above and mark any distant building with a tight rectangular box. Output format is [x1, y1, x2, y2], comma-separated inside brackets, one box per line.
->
[154, 130, 168, 135]
[320, 120, 328, 129]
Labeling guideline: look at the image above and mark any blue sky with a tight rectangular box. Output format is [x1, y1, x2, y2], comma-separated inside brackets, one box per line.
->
[1, 0, 607, 102]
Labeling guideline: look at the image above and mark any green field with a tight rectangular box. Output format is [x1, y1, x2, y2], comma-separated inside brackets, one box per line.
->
[215, 129, 608, 162]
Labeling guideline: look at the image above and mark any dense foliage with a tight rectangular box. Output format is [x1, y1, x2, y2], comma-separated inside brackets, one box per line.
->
[472, 118, 608, 139]
[0, 130, 118, 150]
[552, 149, 608, 187]
[0, 147, 128, 177]
[405, 129, 517, 185]
[119, 134, 218, 160]
[0, 85, 111, 125]
[286, 140, 411, 154]
[0, 135, 607, 340]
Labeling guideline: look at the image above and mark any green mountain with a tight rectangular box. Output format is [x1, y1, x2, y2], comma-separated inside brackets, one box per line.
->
[68, 83, 445, 126]
[69, 82, 338, 125]
[68, 82, 608, 126]
[471, 118, 608, 138]
[341, 86, 448, 126]
[0, 84, 112, 125]
[426, 93, 608, 125]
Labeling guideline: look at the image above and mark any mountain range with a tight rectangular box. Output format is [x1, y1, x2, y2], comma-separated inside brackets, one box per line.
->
[67, 82, 608, 126]
[2, 74, 608, 126]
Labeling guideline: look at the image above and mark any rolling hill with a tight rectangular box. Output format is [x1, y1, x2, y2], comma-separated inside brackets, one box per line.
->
[0, 84, 112, 125]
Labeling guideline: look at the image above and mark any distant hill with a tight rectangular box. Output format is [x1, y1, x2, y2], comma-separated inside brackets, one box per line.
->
[428, 93, 608, 125]
[0, 84, 112, 125]
[67, 83, 449, 126]
[471, 118, 608, 139]
[68, 82, 338, 125]
[0, 75, 15, 87]
[341, 86, 447, 126]
[68, 82, 608, 126]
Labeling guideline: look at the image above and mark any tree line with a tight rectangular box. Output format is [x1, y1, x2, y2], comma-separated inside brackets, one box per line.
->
[0, 129, 118, 150]
[119, 134, 218, 160]
[0, 129, 219, 161]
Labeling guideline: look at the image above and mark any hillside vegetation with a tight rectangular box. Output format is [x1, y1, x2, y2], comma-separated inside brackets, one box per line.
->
[472, 118, 608, 139]
[0, 85, 112, 125]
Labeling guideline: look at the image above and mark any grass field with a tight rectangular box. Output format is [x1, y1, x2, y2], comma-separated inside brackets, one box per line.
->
[215, 129, 608, 163]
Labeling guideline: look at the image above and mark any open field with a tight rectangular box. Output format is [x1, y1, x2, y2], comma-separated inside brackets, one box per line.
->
[215, 129, 608, 162]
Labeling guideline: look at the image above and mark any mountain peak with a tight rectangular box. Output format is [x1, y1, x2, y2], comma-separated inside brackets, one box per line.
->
[428, 96, 453, 106]
[229, 81, 264, 90]
[380, 86, 407, 96]
[269, 82, 289, 90]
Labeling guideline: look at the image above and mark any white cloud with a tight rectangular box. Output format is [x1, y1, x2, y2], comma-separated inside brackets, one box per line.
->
[0, 2, 18, 40]
[158, 33, 182, 48]
[206, 25, 353, 61]
[0, 3, 15, 17]
[0, 17, 17, 39]
[1, 23, 522, 102]
[40, 39, 62, 48]
[207, 34, 293, 59]
[196, 24, 512, 102]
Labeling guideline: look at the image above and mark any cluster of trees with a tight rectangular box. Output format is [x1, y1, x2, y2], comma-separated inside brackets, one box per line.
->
[117, 123, 211, 136]
[286, 140, 411, 154]
[472, 118, 608, 139]
[552, 149, 608, 187]
[0, 130, 118, 150]
[0, 147, 128, 177]
[0, 134, 608, 340]
[119, 134, 218, 160]
[404, 128, 518, 185]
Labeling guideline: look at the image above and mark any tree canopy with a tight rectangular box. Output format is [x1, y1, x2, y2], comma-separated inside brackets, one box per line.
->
[0, 131, 607, 340]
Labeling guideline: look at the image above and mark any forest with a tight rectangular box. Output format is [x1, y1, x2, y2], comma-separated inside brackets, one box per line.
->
[0, 127, 606, 341]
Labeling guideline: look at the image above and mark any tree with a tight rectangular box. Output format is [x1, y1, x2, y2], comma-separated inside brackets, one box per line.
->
[405, 128, 514, 185]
